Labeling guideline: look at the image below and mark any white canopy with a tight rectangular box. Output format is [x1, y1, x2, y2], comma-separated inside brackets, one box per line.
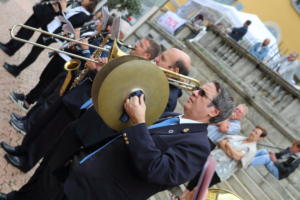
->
[190, 0, 277, 46]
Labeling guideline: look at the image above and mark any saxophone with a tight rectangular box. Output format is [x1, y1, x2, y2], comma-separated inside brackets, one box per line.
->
[70, 34, 111, 89]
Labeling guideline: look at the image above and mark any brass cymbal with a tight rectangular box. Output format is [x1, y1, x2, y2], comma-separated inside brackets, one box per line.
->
[92, 57, 169, 131]
[91, 55, 144, 111]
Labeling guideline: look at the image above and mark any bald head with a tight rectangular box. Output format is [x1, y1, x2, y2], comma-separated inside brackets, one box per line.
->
[154, 48, 192, 75]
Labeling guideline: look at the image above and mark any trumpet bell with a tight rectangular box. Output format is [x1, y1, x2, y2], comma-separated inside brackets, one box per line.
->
[92, 56, 169, 131]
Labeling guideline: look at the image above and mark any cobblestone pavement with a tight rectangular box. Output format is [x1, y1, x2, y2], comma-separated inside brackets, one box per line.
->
[0, 0, 50, 193]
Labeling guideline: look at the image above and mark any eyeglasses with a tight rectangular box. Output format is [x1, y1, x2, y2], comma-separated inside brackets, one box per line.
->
[197, 87, 216, 107]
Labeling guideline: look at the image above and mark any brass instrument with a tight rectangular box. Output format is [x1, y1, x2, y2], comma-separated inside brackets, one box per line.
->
[160, 67, 201, 91]
[70, 35, 129, 90]
[70, 34, 111, 89]
[91, 56, 202, 131]
[10, 24, 200, 91]
[59, 59, 81, 95]
[206, 189, 243, 200]
[91, 56, 170, 131]
[108, 39, 129, 60]
[10, 24, 109, 63]
[109, 38, 200, 90]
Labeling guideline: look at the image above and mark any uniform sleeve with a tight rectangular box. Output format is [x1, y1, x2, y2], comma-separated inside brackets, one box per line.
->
[68, 13, 91, 29]
[123, 123, 210, 186]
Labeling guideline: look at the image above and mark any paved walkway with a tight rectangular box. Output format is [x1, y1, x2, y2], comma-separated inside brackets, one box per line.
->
[0, 0, 48, 193]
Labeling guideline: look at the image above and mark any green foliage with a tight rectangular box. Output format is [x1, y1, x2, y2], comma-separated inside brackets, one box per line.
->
[106, 0, 142, 16]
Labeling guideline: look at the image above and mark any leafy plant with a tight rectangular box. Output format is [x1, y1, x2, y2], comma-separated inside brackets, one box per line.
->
[106, 0, 142, 16]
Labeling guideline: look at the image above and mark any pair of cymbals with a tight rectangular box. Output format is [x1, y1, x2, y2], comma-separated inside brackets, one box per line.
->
[91, 56, 169, 131]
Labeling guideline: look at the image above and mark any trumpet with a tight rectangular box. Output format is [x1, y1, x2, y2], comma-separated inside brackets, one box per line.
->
[160, 67, 201, 91]
[10, 24, 109, 63]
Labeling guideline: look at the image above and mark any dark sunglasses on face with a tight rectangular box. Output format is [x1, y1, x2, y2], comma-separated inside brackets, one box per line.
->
[196, 87, 215, 107]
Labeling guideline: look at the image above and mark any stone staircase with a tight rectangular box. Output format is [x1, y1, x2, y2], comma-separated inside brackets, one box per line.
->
[126, 9, 300, 200]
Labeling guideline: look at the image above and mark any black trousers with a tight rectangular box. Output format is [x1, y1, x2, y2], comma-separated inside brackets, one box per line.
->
[7, 123, 82, 200]
[25, 55, 65, 104]
[7, 111, 119, 200]
[7, 148, 68, 200]
[5, 14, 40, 54]
[16, 33, 54, 72]
[186, 171, 221, 191]
[18, 99, 76, 171]
[24, 72, 66, 132]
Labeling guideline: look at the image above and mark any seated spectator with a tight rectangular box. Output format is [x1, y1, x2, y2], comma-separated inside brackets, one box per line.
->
[228, 20, 252, 41]
[207, 104, 248, 148]
[249, 39, 271, 61]
[209, 126, 267, 186]
[271, 52, 299, 85]
[250, 140, 300, 180]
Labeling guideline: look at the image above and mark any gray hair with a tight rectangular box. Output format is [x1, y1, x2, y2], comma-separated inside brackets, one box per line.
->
[210, 81, 235, 123]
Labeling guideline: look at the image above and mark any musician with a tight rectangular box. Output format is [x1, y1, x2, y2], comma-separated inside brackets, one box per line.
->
[1, 38, 161, 173]
[154, 48, 190, 112]
[0, 0, 66, 57]
[0, 81, 234, 200]
[1, 0, 97, 77]
[8, 16, 113, 113]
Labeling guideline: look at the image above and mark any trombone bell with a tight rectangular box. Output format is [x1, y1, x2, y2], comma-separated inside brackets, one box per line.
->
[109, 40, 128, 60]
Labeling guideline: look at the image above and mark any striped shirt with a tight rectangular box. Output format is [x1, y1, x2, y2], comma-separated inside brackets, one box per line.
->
[207, 120, 241, 144]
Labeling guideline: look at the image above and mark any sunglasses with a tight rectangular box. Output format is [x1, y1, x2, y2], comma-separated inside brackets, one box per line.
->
[197, 87, 216, 107]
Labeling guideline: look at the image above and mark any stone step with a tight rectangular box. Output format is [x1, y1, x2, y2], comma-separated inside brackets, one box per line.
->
[234, 169, 272, 200]
[214, 181, 235, 192]
[247, 166, 298, 200]
[225, 174, 257, 200]
[149, 190, 171, 200]
[245, 166, 282, 199]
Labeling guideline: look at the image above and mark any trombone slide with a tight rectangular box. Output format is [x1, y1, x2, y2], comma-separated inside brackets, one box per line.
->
[10, 24, 109, 63]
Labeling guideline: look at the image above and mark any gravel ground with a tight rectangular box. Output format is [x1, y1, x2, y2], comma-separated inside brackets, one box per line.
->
[0, 0, 50, 193]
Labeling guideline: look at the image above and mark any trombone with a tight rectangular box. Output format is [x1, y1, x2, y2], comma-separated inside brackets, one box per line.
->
[10, 24, 201, 91]
[10, 24, 109, 63]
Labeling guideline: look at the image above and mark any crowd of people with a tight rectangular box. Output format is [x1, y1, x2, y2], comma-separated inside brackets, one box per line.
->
[185, 14, 300, 89]
[229, 21, 300, 89]
[0, 1, 299, 200]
